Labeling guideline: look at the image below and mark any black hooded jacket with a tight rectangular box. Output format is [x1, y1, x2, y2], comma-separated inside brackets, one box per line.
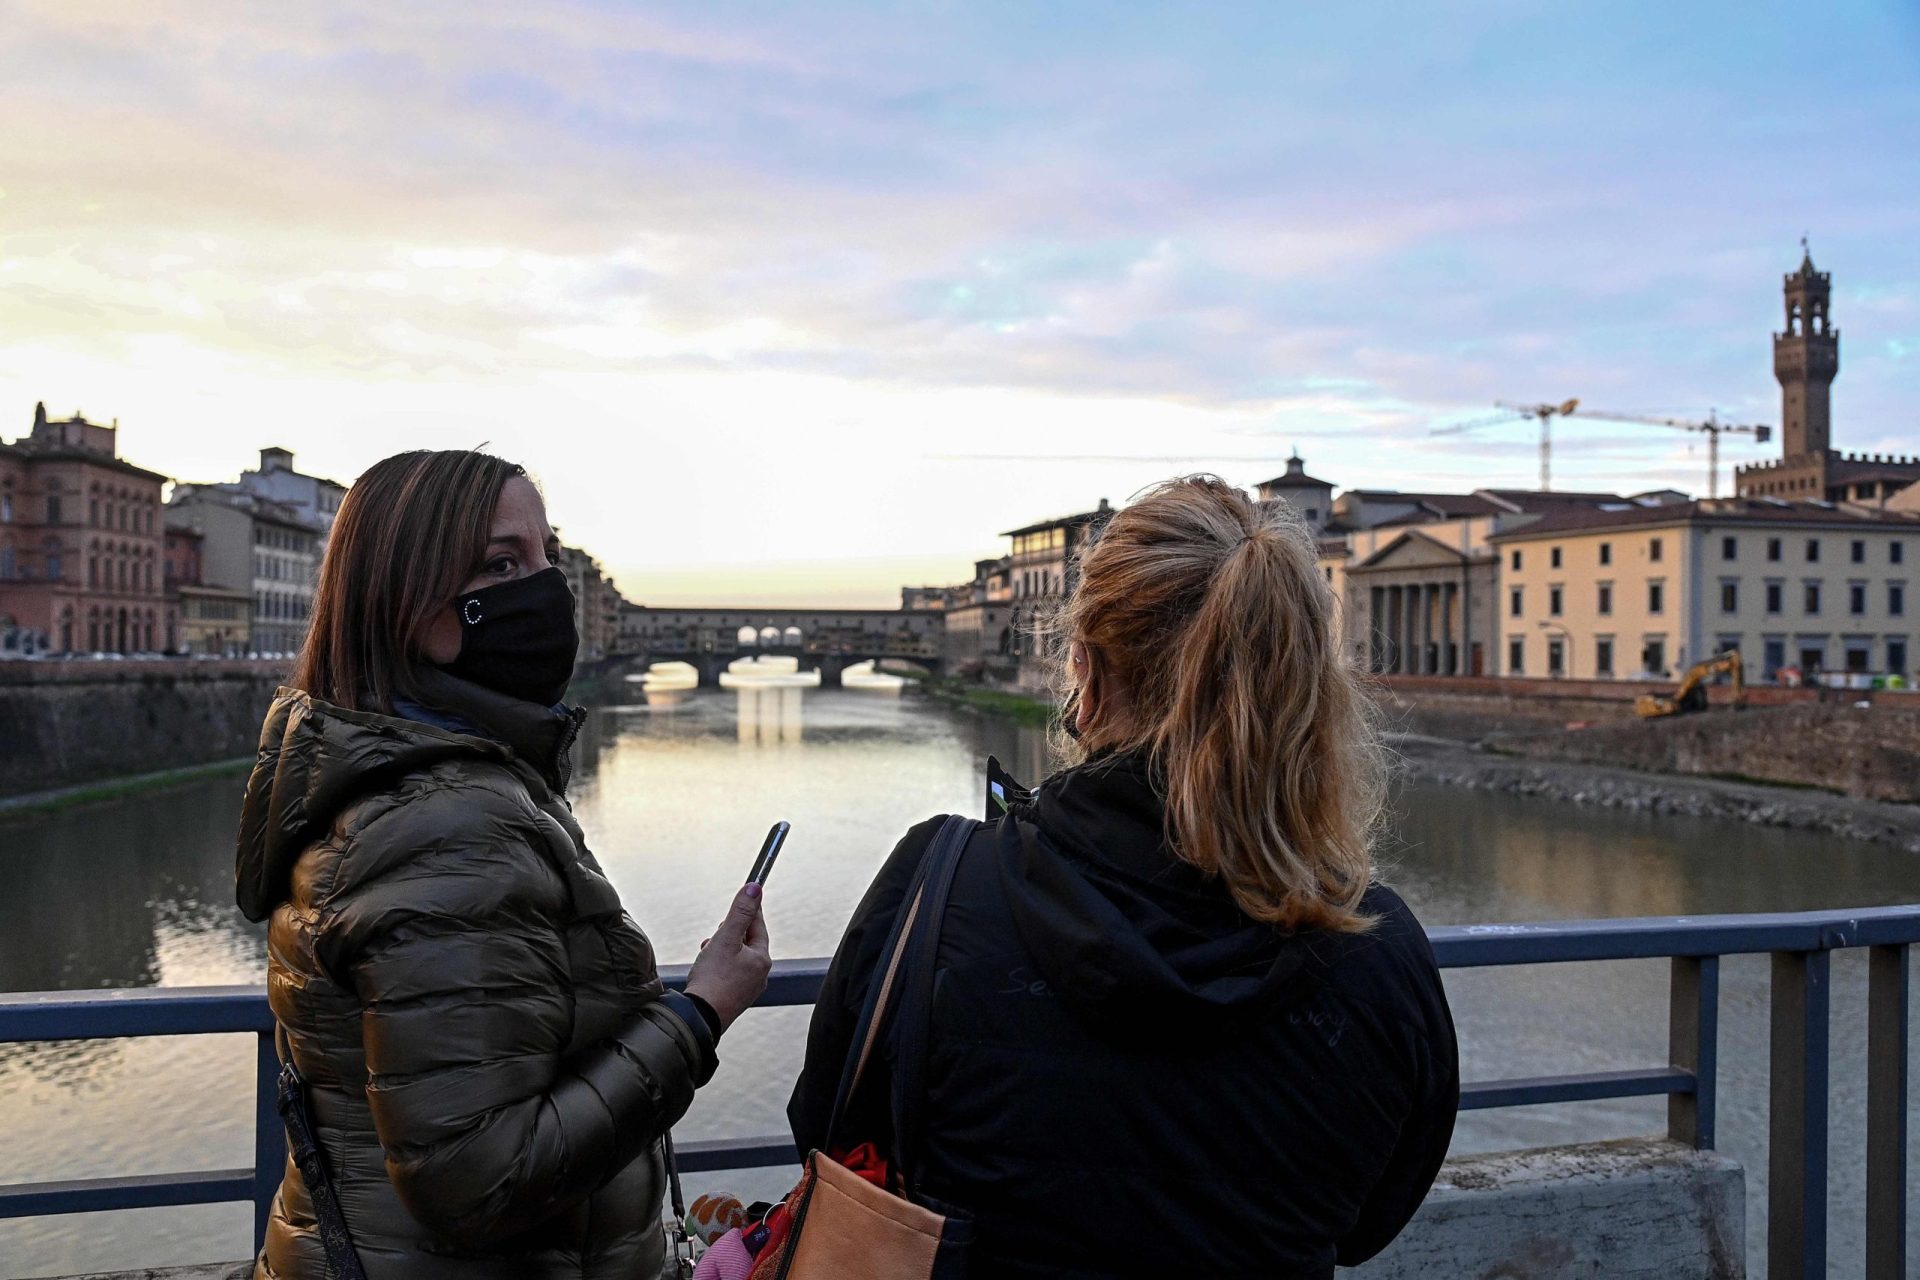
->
[789, 753, 1458, 1279]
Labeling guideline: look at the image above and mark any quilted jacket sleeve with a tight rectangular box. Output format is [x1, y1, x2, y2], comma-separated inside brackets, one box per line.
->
[317, 779, 717, 1247]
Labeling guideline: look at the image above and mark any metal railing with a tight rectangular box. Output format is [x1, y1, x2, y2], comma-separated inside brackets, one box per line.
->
[0, 906, 1913, 1280]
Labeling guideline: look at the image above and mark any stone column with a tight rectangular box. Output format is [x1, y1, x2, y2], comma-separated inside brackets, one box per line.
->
[1370, 586, 1385, 671]
[1387, 585, 1400, 674]
[1419, 583, 1434, 674]
[1444, 582, 1460, 674]
[1395, 586, 1410, 673]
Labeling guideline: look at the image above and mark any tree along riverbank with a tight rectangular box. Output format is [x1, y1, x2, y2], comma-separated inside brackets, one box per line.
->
[895, 669, 1057, 726]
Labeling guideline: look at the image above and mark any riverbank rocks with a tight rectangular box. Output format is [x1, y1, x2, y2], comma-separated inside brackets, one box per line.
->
[1394, 733, 1920, 854]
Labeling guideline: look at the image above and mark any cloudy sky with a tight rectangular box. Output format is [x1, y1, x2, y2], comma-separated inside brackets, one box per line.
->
[3, 2, 1917, 605]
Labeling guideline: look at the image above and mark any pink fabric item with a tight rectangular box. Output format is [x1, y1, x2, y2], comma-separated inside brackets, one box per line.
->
[692, 1228, 756, 1280]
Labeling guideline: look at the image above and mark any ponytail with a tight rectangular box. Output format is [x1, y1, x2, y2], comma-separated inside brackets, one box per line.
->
[1062, 477, 1382, 933]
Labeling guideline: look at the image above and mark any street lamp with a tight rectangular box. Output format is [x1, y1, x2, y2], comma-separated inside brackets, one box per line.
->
[1537, 620, 1573, 680]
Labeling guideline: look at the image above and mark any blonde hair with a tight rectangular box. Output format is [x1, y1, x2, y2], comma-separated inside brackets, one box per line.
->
[1058, 476, 1384, 933]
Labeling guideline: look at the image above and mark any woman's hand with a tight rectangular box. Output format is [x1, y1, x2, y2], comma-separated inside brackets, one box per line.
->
[683, 883, 773, 1031]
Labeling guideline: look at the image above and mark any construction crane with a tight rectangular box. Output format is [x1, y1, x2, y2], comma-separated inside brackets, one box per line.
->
[1430, 399, 1580, 491]
[1570, 408, 1772, 498]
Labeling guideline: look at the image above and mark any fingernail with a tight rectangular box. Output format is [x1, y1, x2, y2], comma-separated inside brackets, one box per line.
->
[744, 882, 762, 899]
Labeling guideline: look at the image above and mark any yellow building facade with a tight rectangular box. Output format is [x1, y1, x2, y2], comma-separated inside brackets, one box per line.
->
[1493, 499, 1919, 681]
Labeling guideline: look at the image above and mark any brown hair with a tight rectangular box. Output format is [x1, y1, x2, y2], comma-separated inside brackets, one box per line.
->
[294, 450, 524, 713]
[1058, 476, 1384, 933]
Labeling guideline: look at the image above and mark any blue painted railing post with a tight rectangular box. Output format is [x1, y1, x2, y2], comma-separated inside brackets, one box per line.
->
[1768, 948, 1830, 1280]
[1667, 954, 1719, 1149]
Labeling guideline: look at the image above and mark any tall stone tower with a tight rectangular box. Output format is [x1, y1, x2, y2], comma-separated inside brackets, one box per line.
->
[1773, 244, 1838, 458]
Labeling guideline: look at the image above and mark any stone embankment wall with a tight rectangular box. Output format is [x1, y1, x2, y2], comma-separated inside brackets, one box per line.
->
[1378, 675, 1920, 803]
[0, 660, 288, 799]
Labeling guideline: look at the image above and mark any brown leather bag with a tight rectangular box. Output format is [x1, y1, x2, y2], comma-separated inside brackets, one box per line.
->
[759, 814, 975, 1280]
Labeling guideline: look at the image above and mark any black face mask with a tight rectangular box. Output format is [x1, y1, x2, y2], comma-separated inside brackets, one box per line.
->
[438, 566, 578, 706]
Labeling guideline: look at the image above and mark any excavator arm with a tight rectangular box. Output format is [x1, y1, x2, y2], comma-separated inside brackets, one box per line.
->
[1636, 651, 1743, 718]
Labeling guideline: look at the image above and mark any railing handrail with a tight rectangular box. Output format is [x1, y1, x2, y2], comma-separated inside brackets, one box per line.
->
[1, 902, 1913, 1280]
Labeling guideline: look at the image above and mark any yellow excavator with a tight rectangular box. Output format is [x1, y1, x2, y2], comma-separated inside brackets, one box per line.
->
[1636, 650, 1745, 718]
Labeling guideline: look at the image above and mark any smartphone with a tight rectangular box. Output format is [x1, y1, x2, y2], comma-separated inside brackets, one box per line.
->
[748, 820, 790, 886]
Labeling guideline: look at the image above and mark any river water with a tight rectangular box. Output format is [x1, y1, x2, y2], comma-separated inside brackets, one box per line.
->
[2, 686, 1916, 1278]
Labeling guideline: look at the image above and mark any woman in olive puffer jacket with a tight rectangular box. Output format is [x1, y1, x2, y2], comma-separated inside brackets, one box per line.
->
[236, 450, 772, 1280]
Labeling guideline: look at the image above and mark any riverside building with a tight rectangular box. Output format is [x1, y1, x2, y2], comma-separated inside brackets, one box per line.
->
[1492, 497, 1920, 681]
[162, 524, 252, 656]
[0, 403, 171, 655]
[166, 486, 320, 655]
[1003, 499, 1114, 689]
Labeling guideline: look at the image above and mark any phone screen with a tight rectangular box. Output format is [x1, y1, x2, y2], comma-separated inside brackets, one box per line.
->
[749, 821, 790, 886]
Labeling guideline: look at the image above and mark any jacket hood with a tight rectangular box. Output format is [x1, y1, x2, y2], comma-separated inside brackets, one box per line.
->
[997, 751, 1323, 1025]
[234, 673, 582, 922]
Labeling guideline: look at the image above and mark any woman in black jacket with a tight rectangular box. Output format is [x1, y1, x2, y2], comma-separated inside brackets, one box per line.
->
[790, 476, 1457, 1279]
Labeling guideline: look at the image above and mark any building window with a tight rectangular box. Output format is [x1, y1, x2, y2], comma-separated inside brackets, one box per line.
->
[1549, 585, 1563, 616]
[1894, 541, 1905, 565]
[1595, 638, 1614, 677]
[1650, 537, 1663, 563]
[1806, 539, 1820, 563]
[1805, 582, 1822, 614]
[1766, 582, 1783, 614]
[1720, 580, 1738, 612]
[1648, 581, 1665, 614]
[1643, 637, 1667, 675]
[1800, 643, 1827, 673]
[1893, 583, 1907, 617]
[1511, 550, 1522, 571]
[1764, 637, 1786, 677]
[1599, 542, 1612, 566]
[1846, 643, 1872, 675]
[1550, 547, 1562, 569]
[1547, 638, 1565, 676]
[1768, 537, 1782, 562]
[1851, 539, 1866, 564]
[47, 495, 62, 524]
[1891, 639, 1910, 676]
[1509, 587, 1523, 617]
[1508, 637, 1524, 674]
[1597, 582, 1613, 615]
[1850, 583, 1868, 616]
[1722, 536, 1737, 561]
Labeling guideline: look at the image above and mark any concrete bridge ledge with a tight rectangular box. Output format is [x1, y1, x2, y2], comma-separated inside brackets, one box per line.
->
[1344, 1137, 1745, 1279]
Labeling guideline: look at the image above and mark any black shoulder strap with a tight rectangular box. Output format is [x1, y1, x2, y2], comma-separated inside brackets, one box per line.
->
[274, 1024, 370, 1280]
[822, 813, 976, 1159]
[888, 814, 976, 1197]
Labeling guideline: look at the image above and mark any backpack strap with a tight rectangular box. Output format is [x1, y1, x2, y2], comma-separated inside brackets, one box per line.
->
[822, 813, 977, 1159]
[888, 814, 977, 1198]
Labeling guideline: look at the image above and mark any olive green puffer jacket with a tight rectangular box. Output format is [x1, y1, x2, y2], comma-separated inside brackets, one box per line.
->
[236, 671, 715, 1280]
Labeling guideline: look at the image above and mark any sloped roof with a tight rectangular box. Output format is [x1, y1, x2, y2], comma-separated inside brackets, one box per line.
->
[1489, 497, 1920, 542]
